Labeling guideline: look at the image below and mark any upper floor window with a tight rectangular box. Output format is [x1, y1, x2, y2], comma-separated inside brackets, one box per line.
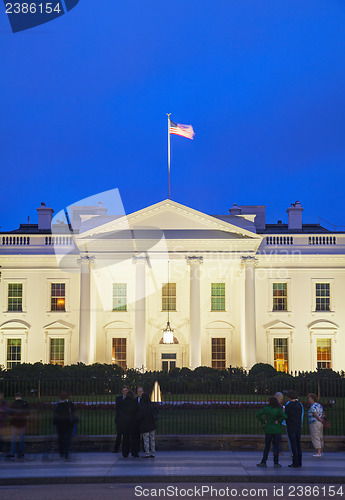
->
[211, 338, 226, 370]
[51, 283, 66, 311]
[211, 283, 225, 311]
[162, 283, 176, 311]
[317, 339, 332, 369]
[7, 339, 21, 369]
[315, 283, 330, 311]
[113, 283, 127, 311]
[273, 283, 287, 311]
[8, 284, 23, 312]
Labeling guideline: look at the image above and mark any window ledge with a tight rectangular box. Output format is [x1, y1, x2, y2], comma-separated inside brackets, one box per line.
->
[3, 311, 26, 315]
[47, 311, 68, 314]
[312, 310, 333, 313]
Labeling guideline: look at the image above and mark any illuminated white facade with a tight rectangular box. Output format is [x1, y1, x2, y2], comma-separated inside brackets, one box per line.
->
[0, 199, 344, 372]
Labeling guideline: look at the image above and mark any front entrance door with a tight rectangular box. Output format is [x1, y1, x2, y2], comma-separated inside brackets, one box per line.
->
[162, 353, 176, 371]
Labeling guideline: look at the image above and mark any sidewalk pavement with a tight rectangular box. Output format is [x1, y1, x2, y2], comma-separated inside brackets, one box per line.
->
[0, 451, 345, 485]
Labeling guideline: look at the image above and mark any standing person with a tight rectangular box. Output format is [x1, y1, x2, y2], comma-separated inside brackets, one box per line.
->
[136, 386, 144, 452]
[137, 387, 144, 406]
[7, 393, 30, 459]
[138, 392, 158, 458]
[122, 390, 139, 458]
[285, 390, 303, 468]
[307, 393, 324, 457]
[256, 396, 287, 468]
[113, 385, 128, 453]
[274, 392, 285, 455]
[53, 391, 78, 460]
[0, 393, 9, 455]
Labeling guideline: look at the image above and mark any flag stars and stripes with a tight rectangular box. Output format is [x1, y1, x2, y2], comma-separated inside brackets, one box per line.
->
[169, 120, 195, 140]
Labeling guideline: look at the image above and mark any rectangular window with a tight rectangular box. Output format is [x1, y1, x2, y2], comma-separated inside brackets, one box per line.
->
[8, 283, 23, 312]
[7, 339, 21, 369]
[273, 283, 287, 311]
[51, 283, 66, 311]
[315, 283, 330, 311]
[274, 338, 288, 372]
[211, 338, 226, 370]
[162, 283, 176, 311]
[113, 283, 127, 311]
[211, 283, 225, 311]
[317, 339, 332, 369]
[50, 338, 65, 367]
[112, 338, 127, 370]
[162, 353, 176, 371]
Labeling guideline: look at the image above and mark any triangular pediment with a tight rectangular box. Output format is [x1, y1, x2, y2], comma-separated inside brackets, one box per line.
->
[78, 200, 261, 240]
[265, 320, 295, 330]
[43, 320, 74, 330]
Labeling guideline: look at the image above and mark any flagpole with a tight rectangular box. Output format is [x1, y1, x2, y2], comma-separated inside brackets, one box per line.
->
[167, 113, 171, 200]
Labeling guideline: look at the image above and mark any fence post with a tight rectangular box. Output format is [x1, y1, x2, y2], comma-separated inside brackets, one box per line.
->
[229, 365, 232, 434]
[38, 369, 41, 403]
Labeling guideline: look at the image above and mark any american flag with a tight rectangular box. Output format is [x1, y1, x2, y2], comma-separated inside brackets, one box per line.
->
[169, 120, 195, 140]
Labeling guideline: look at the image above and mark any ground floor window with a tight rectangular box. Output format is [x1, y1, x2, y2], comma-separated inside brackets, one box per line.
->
[7, 339, 21, 369]
[162, 353, 176, 371]
[274, 338, 288, 372]
[317, 338, 332, 369]
[211, 338, 226, 370]
[50, 338, 65, 366]
[112, 338, 127, 370]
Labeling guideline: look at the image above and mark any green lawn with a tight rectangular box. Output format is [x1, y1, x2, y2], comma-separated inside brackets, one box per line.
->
[6, 405, 343, 437]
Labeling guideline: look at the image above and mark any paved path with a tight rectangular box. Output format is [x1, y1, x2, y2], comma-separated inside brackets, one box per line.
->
[0, 451, 344, 485]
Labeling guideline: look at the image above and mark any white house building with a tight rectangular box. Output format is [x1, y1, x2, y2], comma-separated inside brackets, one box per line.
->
[0, 198, 344, 373]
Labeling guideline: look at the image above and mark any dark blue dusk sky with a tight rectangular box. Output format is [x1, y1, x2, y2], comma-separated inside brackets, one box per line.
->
[1, 1, 345, 231]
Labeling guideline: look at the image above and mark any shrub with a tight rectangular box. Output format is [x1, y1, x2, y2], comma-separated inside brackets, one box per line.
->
[249, 363, 277, 378]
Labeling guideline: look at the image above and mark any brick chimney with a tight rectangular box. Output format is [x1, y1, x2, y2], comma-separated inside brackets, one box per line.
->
[37, 202, 54, 230]
[286, 201, 303, 231]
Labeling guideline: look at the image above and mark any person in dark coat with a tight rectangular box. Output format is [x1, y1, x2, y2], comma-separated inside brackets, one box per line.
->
[121, 390, 139, 457]
[8, 393, 30, 459]
[137, 386, 144, 406]
[113, 385, 128, 453]
[138, 392, 158, 458]
[285, 390, 304, 468]
[0, 393, 9, 454]
[136, 386, 144, 452]
[53, 391, 77, 460]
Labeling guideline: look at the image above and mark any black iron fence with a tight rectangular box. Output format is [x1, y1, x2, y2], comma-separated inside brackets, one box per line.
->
[1, 372, 344, 436]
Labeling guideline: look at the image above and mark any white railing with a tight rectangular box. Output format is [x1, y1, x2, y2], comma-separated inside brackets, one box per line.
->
[308, 236, 336, 245]
[1, 235, 73, 246]
[1, 235, 31, 246]
[266, 236, 294, 245]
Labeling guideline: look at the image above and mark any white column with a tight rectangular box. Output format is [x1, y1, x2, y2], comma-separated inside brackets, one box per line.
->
[241, 256, 257, 370]
[133, 256, 147, 370]
[89, 267, 97, 364]
[79, 256, 94, 364]
[187, 256, 203, 369]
